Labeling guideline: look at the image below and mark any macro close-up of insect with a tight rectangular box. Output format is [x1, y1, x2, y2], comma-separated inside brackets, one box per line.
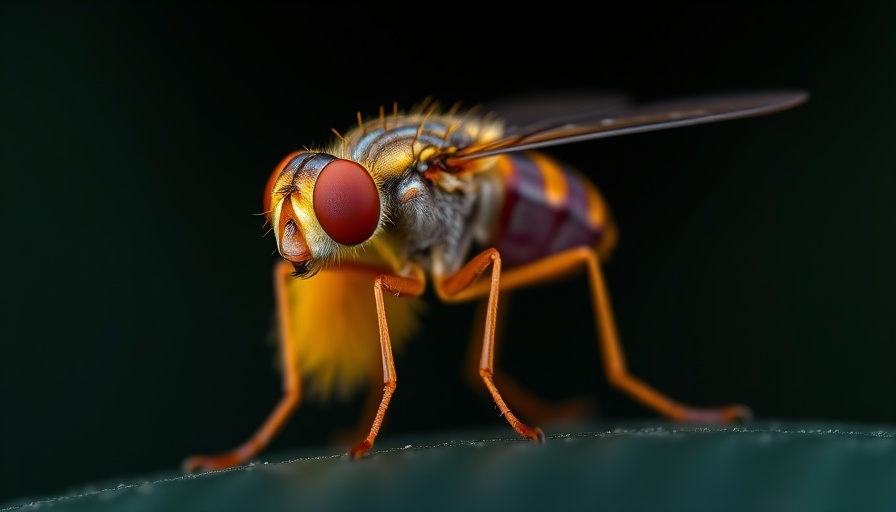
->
[182, 90, 808, 473]
[8, 1, 896, 509]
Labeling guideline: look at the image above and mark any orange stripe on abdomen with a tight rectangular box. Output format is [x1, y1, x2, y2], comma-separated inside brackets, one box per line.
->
[492, 151, 614, 266]
[528, 152, 568, 207]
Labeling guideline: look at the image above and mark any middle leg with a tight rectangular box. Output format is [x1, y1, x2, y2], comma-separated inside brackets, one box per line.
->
[436, 248, 544, 442]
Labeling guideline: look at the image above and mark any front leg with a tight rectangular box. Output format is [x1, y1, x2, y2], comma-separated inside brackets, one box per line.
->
[182, 260, 301, 473]
[349, 273, 425, 460]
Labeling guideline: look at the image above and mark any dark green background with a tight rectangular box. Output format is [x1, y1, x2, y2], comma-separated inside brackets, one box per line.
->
[2, 1, 894, 505]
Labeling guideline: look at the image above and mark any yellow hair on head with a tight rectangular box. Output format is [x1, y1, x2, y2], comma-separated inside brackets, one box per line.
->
[285, 265, 424, 402]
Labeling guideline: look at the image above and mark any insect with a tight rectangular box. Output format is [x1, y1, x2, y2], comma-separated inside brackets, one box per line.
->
[183, 90, 808, 472]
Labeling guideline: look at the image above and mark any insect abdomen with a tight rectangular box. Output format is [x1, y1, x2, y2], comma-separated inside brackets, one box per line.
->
[491, 151, 617, 266]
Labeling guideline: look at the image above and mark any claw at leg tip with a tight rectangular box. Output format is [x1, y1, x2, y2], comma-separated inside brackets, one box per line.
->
[181, 456, 205, 475]
[348, 441, 372, 461]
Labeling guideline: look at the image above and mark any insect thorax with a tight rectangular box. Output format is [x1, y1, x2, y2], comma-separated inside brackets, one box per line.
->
[332, 113, 505, 276]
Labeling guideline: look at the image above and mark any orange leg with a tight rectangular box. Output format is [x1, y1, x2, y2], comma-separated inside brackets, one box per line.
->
[442, 246, 750, 425]
[348, 274, 425, 460]
[464, 296, 595, 423]
[182, 260, 301, 473]
[436, 249, 545, 443]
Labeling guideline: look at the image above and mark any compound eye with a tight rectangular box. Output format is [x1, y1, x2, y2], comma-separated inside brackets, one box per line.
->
[312, 159, 380, 246]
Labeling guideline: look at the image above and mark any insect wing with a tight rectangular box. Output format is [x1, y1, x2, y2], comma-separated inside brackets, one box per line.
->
[483, 90, 632, 132]
[450, 90, 809, 162]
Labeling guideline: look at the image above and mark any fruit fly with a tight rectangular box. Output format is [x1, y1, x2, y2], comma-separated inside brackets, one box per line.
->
[183, 90, 808, 472]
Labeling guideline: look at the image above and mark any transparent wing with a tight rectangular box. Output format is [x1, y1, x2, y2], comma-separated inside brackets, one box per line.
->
[483, 90, 632, 133]
[449, 90, 808, 162]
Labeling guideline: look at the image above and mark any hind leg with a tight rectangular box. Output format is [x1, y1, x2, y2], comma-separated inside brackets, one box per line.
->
[442, 246, 750, 424]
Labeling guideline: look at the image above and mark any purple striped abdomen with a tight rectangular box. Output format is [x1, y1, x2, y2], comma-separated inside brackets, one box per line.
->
[490, 151, 615, 267]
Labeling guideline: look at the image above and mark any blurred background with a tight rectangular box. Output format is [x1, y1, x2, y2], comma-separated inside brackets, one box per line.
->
[2, 1, 894, 505]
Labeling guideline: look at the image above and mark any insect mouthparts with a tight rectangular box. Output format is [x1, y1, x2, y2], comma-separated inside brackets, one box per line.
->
[289, 259, 317, 278]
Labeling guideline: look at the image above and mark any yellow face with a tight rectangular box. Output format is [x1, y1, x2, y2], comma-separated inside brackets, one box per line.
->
[265, 152, 384, 277]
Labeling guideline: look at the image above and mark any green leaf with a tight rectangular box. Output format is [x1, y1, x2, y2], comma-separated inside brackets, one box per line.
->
[4, 421, 896, 512]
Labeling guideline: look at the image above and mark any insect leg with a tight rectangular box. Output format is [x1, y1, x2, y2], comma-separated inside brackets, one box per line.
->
[581, 248, 751, 422]
[464, 296, 594, 423]
[348, 274, 426, 460]
[437, 248, 545, 443]
[471, 246, 751, 422]
[182, 260, 302, 473]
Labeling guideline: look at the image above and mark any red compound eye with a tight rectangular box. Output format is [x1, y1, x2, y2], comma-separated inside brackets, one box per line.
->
[312, 159, 380, 246]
